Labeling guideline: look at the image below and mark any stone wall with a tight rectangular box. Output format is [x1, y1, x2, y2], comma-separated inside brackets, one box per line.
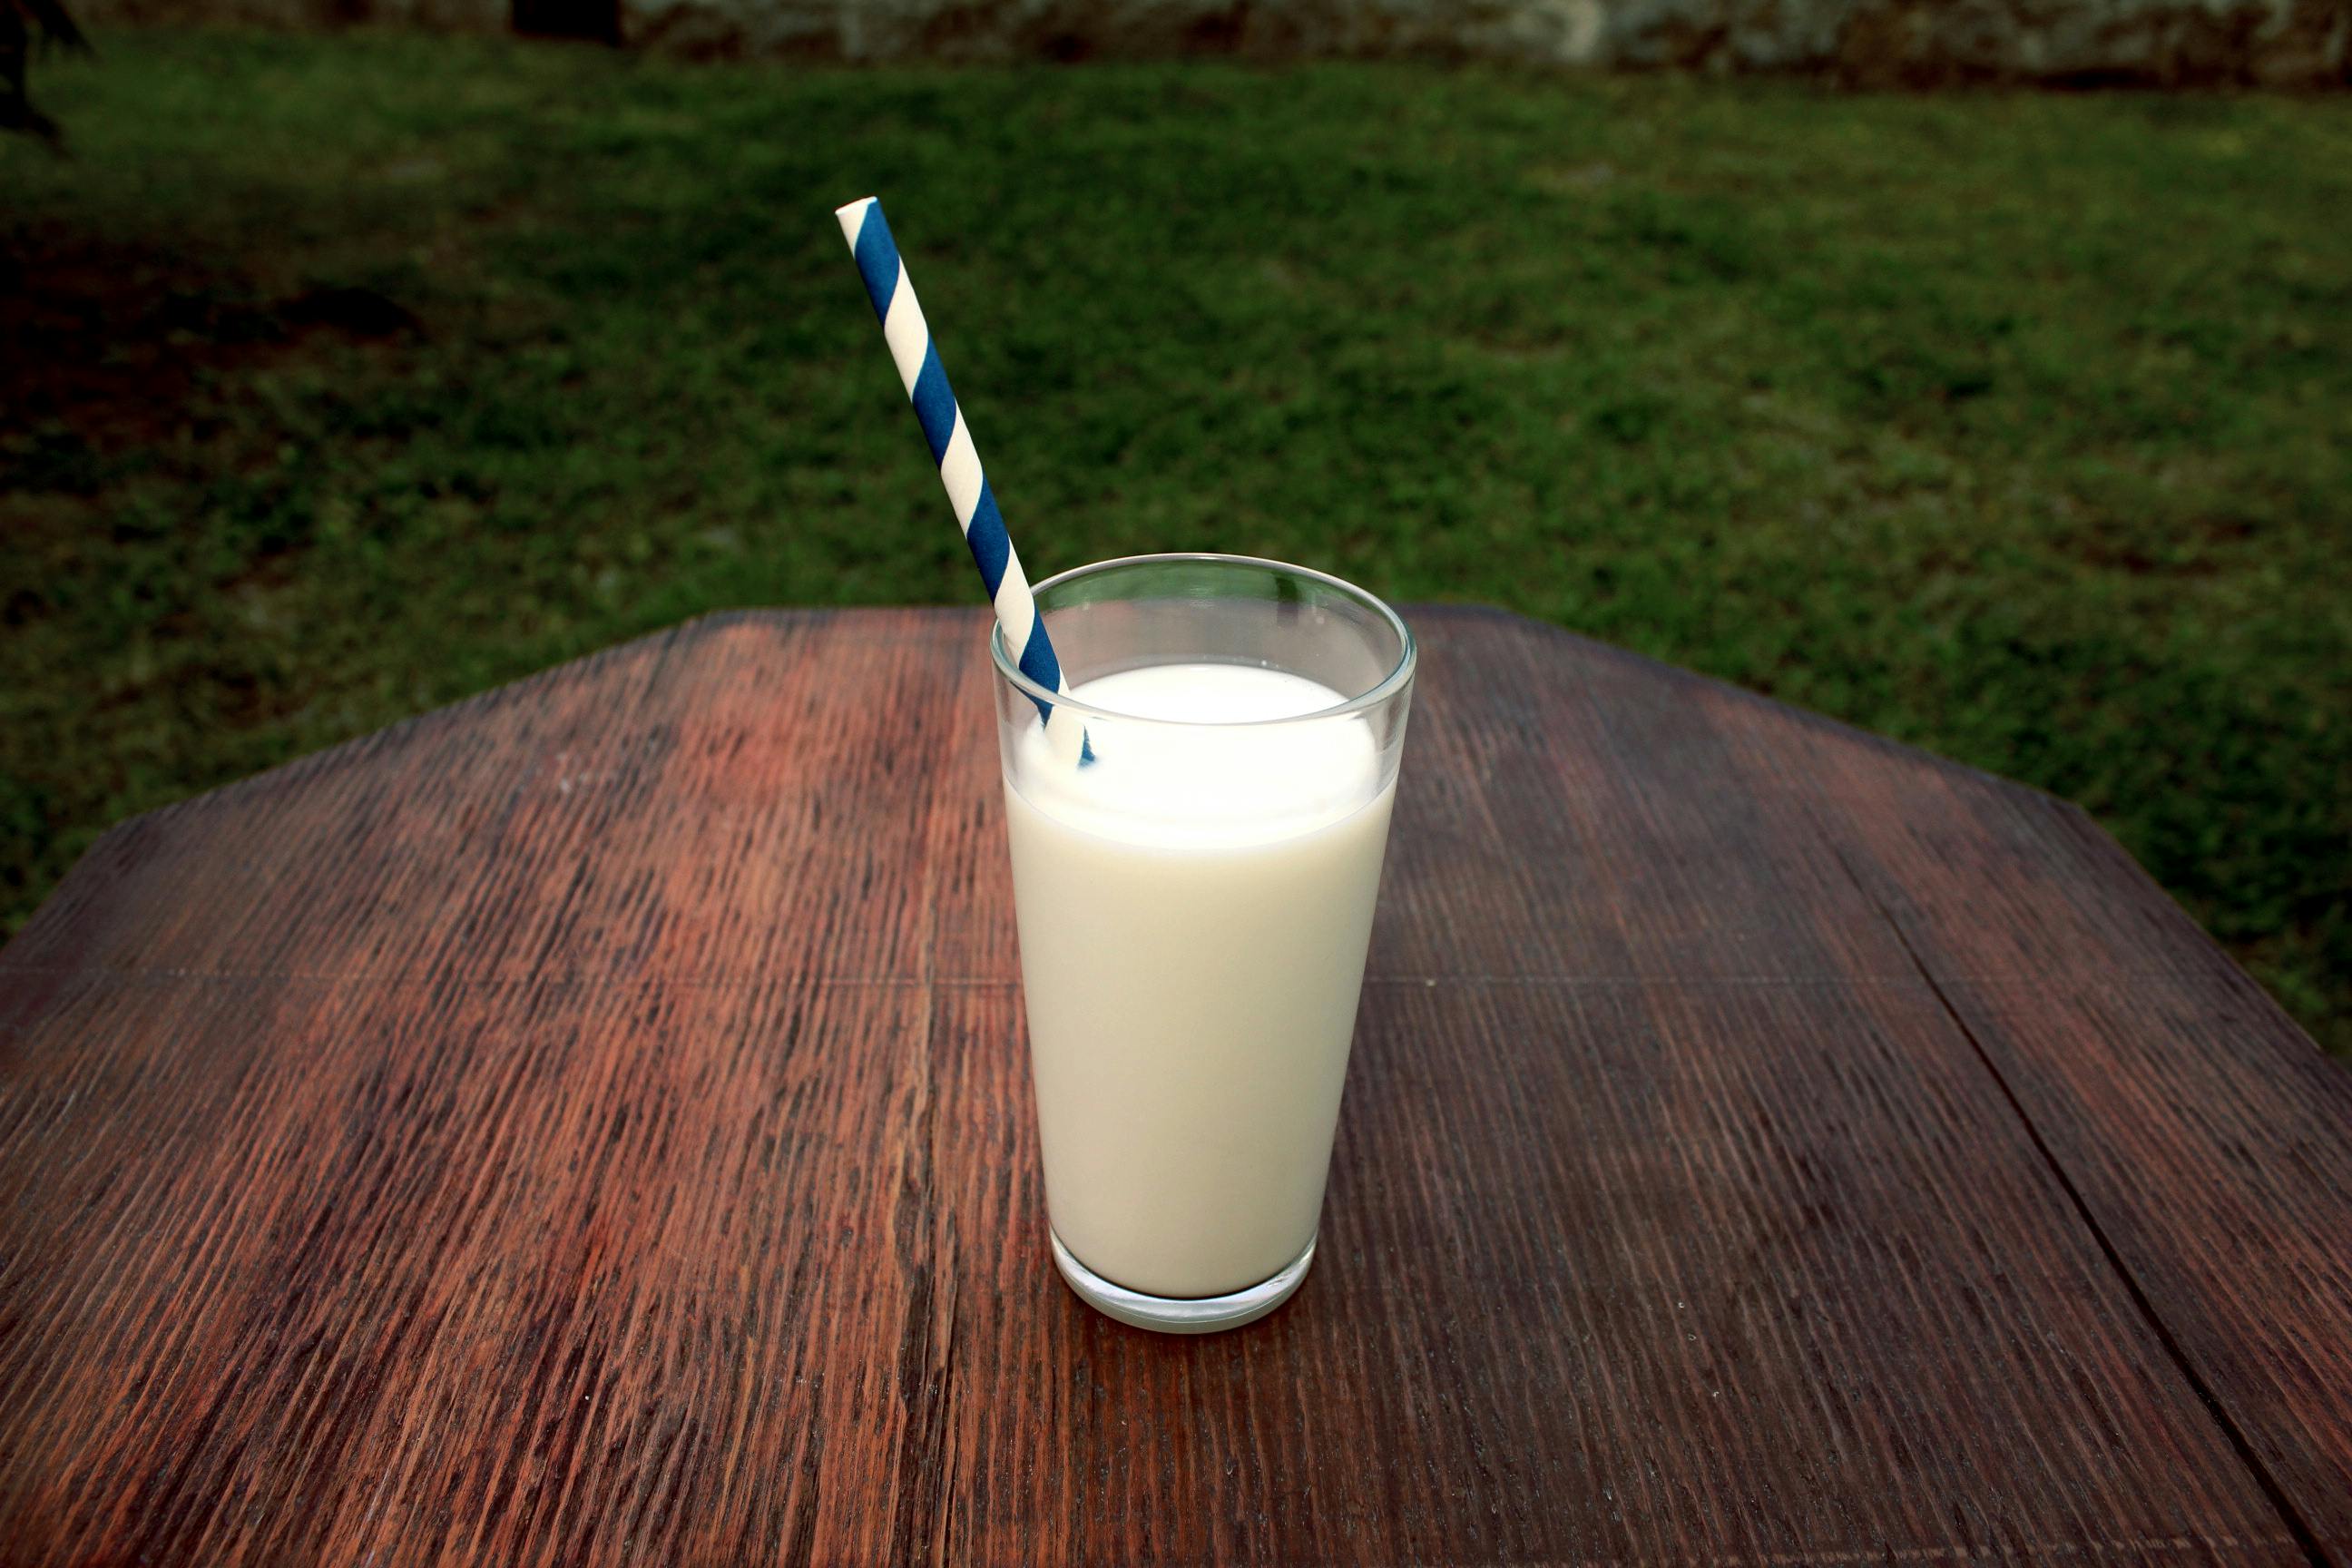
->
[76, 0, 2352, 83]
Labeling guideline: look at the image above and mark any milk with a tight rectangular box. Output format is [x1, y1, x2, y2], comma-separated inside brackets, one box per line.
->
[1004, 663, 1396, 1299]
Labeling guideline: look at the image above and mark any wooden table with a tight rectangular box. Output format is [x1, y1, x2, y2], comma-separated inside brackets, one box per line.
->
[3, 607, 2347, 1566]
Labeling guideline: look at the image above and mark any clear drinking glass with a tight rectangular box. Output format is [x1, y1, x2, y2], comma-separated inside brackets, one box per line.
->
[990, 554, 1416, 1332]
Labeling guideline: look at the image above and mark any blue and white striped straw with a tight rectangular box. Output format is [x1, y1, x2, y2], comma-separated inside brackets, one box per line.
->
[835, 196, 1091, 763]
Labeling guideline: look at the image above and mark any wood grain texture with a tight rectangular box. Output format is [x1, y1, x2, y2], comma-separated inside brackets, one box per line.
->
[2, 607, 2346, 1565]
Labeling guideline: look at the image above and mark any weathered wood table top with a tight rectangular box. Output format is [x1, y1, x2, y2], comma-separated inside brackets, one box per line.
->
[3, 606, 2347, 1566]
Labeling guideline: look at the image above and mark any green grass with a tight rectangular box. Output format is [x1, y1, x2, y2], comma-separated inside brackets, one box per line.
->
[4, 31, 2347, 1051]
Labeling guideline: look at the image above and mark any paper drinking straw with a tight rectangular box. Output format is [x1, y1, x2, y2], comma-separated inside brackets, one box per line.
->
[835, 196, 1092, 764]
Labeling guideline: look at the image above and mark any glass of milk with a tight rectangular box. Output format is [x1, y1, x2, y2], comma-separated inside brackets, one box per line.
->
[991, 554, 1416, 1333]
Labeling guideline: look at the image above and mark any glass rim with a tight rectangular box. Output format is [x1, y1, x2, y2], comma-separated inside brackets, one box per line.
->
[987, 552, 1417, 729]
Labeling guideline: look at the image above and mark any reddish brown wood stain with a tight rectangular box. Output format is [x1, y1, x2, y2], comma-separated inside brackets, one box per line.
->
[1, 607, 2346, 1564]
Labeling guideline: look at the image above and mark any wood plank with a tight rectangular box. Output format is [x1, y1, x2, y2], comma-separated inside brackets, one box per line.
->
[2, 612, 985, 987]
[1693, 684, 2352, 1558]
[929, 979, 2298, 1563]
[0, 967, 950, 1563]
[1375, 611, 1919, 985]
[0, 607, 2336, 1564]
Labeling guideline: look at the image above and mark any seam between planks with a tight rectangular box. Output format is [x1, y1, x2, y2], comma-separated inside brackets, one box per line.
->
[0, 965, 2232, 991]
[1814, 833, 2331, 1568]
[1702, 1530, 2304, 1565]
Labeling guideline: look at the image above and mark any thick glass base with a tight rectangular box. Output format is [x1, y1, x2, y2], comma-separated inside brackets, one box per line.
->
[1051, 1230, 1317, 1334]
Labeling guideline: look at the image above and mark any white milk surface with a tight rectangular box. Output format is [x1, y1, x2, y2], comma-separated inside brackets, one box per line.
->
[1004, 663, 1396, 1298]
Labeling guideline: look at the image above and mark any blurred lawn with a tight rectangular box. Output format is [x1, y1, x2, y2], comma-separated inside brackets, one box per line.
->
[3, 31, 2347, 1052]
